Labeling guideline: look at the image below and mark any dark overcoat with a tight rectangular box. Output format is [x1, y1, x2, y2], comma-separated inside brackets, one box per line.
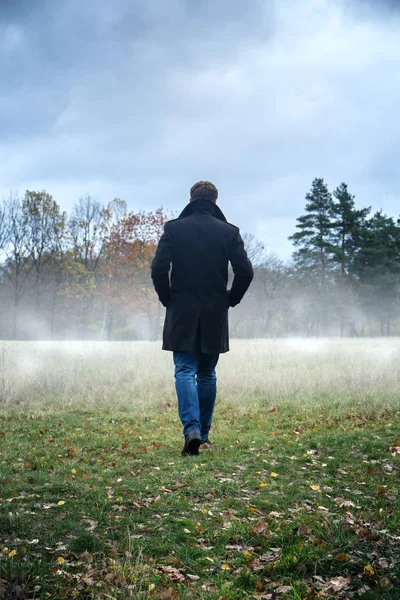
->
[151, 200, 254, 354]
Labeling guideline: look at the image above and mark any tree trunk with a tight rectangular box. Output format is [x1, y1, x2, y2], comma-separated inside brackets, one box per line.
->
[12, 289, 20, 340]
[50, 292, 58, 339]
[107, 311, 114, 341]
[36, 272, 41, 311]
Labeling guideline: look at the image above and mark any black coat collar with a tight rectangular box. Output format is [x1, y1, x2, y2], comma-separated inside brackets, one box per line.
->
[178, 200, 227, 222]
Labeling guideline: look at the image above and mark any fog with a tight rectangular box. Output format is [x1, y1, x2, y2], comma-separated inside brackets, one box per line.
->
[1, 338, 399, 411]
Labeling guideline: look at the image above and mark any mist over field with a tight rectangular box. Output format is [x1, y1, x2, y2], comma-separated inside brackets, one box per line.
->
[1, 338, 399, 412]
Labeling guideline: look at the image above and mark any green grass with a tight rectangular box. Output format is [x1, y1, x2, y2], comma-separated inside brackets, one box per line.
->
[0, 403, 399, 599]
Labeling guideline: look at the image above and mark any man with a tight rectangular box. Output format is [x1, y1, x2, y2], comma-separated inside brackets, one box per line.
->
[151, 181, 253, 456]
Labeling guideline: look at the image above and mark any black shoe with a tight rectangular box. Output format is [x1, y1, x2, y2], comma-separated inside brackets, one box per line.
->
[181, 430, 201, 456]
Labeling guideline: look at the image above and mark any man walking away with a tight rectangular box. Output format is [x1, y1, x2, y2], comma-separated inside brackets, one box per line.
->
[151, 181, 253, 456]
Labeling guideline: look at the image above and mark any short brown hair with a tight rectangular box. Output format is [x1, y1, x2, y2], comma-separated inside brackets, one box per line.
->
[190, 181, 218, 203]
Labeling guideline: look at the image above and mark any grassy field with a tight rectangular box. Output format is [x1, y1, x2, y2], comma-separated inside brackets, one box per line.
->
[0, 339, 400, 599]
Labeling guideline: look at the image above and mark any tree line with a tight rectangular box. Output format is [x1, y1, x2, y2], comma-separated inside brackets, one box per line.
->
[232, 178, 400, 338]
[0, 179, 399, 340]
[0, 192, 168, 340]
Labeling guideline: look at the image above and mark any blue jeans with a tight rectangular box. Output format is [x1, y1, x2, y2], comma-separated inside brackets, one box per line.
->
[173, 338, 219, 439]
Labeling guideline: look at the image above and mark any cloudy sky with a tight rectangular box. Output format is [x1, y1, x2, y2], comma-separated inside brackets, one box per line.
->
[1, 0, 400, 258]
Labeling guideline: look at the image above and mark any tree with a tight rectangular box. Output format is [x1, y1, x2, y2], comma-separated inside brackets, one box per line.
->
[242, 233, 266, 267]
[68, 195, 112, 337]
[331, 183, 370, 278]
[69, 195, 110, 271]
[23, 190, 66, 311]
[351, 211, 400, 335]
[101, 208, 169, 340]
[289, 178, 336, 335]
[0, 194, 33, 338]
[0, 201, 6, 251]
[329, 183, 370, 335]
[289, 178, 335, 282]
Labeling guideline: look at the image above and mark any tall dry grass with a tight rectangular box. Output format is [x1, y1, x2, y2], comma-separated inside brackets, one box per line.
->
[0, 338, 399, 414]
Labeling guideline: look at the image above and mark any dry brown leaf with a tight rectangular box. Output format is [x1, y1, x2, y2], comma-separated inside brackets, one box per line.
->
[158, 565, 185, 583]
[156, 587, 180, 600]
[250, 518, 270, 536]
[249, 507, 263, 515]
[376, 558, 389, 569]
[334, 553, 349, 562]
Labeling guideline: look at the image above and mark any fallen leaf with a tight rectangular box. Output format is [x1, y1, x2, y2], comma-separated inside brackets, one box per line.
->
[250, 518, 270, 536]
[250, 507, 263, 515]
[377, 558, 389, 569]
[270, 472, 278, 477]
[334, 553, 349, 562]
[220, 563, 232, 571]
[335, 497, 355, 508]
[310, 484, 320, 491]
[57, 500, 65, 506]
[158, 565, 185, 583]
[54, 513, 66, 520]
[296, 524, 312, 538]
[157, 587, 180, 600]
[327, 577, 351, 592]
[364, 565, 375, 577]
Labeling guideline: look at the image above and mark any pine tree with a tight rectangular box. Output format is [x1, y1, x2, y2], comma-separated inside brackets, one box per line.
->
[327, 183, 370, 336]
[330, 183, 370, 278]
[289, 178, 335, 283]
[289, 178, 336, 335]
[352, 211, 400, 335]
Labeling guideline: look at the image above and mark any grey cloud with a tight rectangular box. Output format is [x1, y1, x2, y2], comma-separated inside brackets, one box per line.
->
[1, 0, 400, 259]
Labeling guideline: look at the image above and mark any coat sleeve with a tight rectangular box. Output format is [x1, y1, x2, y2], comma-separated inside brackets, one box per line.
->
[151, 225, 173, 307]
[228, 228, 254, 307]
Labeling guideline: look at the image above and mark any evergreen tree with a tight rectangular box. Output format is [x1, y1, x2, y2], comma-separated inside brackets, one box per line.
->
[352, 211, 400, 335]
[289, 178, 337, 335]
[331, 183, 370, 278]
[289, 178, 335, 283]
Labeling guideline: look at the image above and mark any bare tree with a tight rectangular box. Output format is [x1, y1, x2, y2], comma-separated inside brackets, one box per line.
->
[68, 195, 111, 337]
[0, 200, 6, 252]
[23, 190, 66, 311]
[242, 232, 266, 267]
[69, 195, 110, 271]
[0, 194, 34, 338]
